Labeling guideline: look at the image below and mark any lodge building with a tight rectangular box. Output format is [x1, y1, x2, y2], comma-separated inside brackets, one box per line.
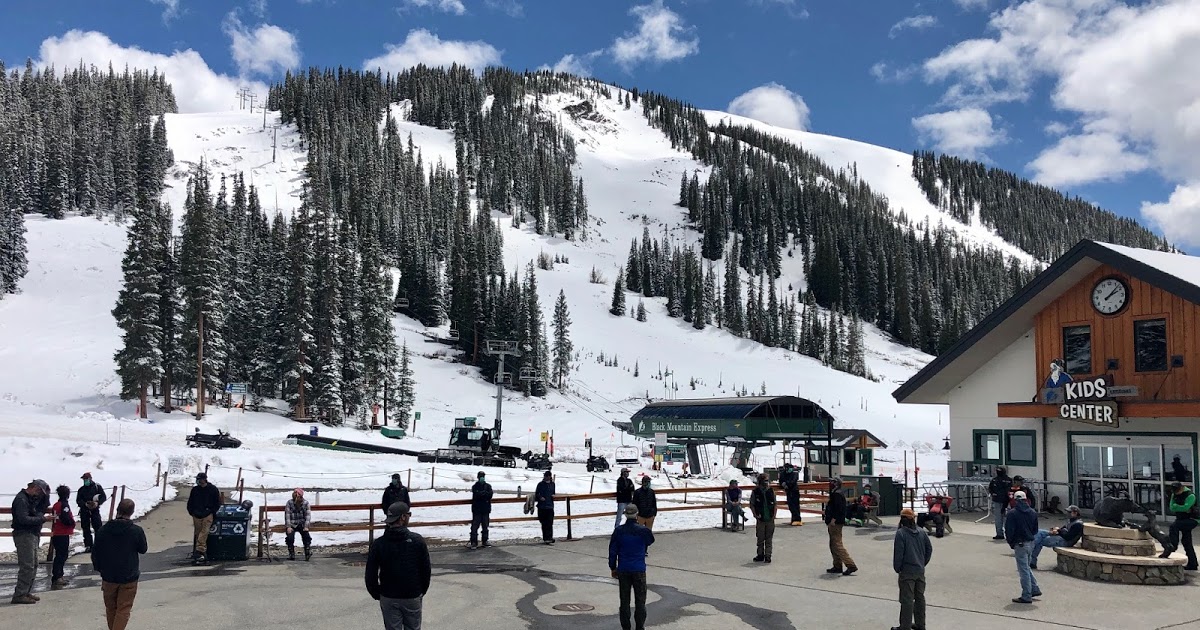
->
[894, 240, 1200, 514]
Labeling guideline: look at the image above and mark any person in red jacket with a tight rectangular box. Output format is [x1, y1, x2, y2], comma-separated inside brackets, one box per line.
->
[50, 485, 76, 588]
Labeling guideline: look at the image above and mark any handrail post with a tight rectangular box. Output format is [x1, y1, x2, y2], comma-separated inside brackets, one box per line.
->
[108, 486, 118, 520]
[257, 506, 265, 558]
[431, 467, 435, 490]
[407, 469, 412, 489]
[565, 496, 573, 541]
[161, 473, 168, 502]
[238, 479, 245, 503]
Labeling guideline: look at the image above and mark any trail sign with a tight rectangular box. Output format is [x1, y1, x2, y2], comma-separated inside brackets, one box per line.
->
[225, 383, 248, 394]
[540, 431, 549, 442]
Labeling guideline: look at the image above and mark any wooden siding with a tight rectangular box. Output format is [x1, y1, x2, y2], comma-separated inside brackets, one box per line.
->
[1034, 263, 1200, 402]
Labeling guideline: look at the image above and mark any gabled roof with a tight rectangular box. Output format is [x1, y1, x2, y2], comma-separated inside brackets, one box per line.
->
[801, 429, 888, 449]
[633, 396, 831, 421]
[893, 240, 1199, 405]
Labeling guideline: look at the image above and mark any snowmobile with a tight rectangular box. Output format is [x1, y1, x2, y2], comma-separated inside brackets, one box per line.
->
[586, 454, 611, 473]
[186, 429, 242, 450]
[522, 451, 553, 471]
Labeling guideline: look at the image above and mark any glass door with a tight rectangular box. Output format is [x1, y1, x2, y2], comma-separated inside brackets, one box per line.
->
[1073, 438, 1196, 515]
[1132, 446, 1162, 513]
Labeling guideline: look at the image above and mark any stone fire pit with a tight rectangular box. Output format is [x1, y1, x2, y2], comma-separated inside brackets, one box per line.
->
[1055, 523, 1187, 585]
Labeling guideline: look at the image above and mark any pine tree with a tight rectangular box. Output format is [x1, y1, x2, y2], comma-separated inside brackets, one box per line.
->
[636, 299, 647, 322]
[610, 266, 626, 316]
[112, 203, 163, 418]
[552, 290, 572, 389]
[281, 196, 315, 418]
[177, 165, 228, 414]
[396, 341, 415, 429]
[0, 192, 28, 296]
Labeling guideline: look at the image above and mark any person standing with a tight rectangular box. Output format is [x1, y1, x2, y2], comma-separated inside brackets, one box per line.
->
[50, 485, 77, 588]
[892, 508, 933, 630]
[382, 473, 412, 512]
[823, 477, 857, 576]
[615, 468, 635, 530]
[988, 467, 1012, 540]
[1009, 476, 1037, 512]
[780, 463, 803, 526]
[92, 499, 148, 630]
[609, 504, 654, 630]
[10, 479, 53, 605]
[1004, 491, 1042, 603]
[536, 470, 556, 544]
[1030, 505, 1084, 569]
[751, 474, 777, 563]
[186, 472, 221, 564]
[365, 503, 431, 630]
[1172, 456, 1191, 484]
[469, 471, 493, 550]
[77, 472, 107, 552]
[633, 477, 658, 531]
[1164, 482, 1199, 570]
[284, 488, 313, 561]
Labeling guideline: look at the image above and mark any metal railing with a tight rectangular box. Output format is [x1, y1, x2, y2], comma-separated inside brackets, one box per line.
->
[255, 482, 830, 557]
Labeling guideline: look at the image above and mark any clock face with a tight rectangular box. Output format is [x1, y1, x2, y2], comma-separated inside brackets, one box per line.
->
[1091, 278, 1129, 315]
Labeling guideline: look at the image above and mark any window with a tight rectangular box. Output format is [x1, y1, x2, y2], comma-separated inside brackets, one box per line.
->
[1063, 325, 1092, 374]
[808, 448, 824, 464]
[843, 449, 857, 466]
[1134, 318, 1168, 372]
[973, 430, 1003, 464]
[1005, 431, 1037, 466]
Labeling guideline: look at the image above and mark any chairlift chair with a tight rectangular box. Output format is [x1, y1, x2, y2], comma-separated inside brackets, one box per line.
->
[519, 366, 535, 381]
[447, 325, 460, 341]
[395, 295, 410, 310]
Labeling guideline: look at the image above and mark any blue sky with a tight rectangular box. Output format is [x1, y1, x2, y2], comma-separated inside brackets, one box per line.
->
[3, 0, 1199, 246]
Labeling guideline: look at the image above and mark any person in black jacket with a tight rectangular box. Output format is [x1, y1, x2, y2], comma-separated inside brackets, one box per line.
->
[469, 471, 493, 549]
[77, 472, 107, 552]
[633, 477, 658, 531]
[615, 468, 635, 530]
[535, 471, 556, 544]
[1008, 476, 1037, 512]
[382, 473, 412, 512]
[1005, 491, 1041, 603]
[751, 474, 777, 563]
[10, 479, 53, 605]
[988, 467, 1012, 540]
[779, 463, 803, 526]
[823, 477, 857, 576]
[92, 499, 148, 630]
[186, 473, 221, 564]
[366, 502, 431, 630]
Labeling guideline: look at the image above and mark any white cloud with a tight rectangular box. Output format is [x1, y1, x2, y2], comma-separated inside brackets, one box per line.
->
[918, 0, 1200, 242]
[1044, 121, 1069, 136]
[727, 83, 811, 131]
[363, 29, 502, 73]
[1142, 183, 1200, 247]
[250, 0, 268, 17]
[223, 12, 301, 77]
[36, 30, 266, 113]
[541, 51, 603, 77]
[398, 0, 466, 15]
[870, 61, 917, 83]
[747, 0, 809, 19]
[952, 0, 989, 9]
[149, 0, 182, 23]
[610, 0, 699, 70]
[912, 108, 1006, 159]
[889, 15, 938, 38]
[1027, 131, 1149, 187]
[484, 0, 523, 17]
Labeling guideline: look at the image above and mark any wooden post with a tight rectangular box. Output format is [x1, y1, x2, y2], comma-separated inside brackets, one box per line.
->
[368, 507, 376, 544]
[430, 467, 435, 490]
[235, 467, 243, 489]
[683, 480, 689, 504]
[205, 463, 210, 476]
[257, 505, 266, 558]
[565, 496, 573, 541]
[161, 473, 168, 502]
[407, 469, 412, 489]
[156, 462, 162, 486]
[589, 476, 595, 493]
[108, 486, 118, 520]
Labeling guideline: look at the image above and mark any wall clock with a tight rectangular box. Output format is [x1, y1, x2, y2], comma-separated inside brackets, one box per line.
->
[1091, 277, 1129, 315]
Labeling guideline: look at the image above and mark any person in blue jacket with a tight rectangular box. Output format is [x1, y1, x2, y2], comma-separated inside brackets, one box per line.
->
[1004, 491, 1042, 604]
[610, 503, 655, 630]
[535, 471, 556, 544]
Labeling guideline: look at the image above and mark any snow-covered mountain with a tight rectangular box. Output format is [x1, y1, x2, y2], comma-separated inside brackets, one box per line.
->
[0, 84, 971, 547]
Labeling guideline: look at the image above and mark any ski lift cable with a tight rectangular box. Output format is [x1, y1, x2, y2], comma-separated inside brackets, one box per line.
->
[567, 378, 639, 414]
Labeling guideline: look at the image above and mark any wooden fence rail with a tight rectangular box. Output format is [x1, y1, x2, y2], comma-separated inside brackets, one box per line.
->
[255, 482, 829, 557]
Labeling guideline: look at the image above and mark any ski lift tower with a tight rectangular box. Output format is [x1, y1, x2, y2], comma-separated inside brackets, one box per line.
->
[485, 340, 522, 439]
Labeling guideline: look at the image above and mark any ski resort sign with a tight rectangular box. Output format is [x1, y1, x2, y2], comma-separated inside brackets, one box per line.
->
[635, 419, 743, 438]
[1054, 375, 1120, 428]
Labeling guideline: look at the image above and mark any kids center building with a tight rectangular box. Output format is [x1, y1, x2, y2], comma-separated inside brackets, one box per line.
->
[894, 240, 1200, 514]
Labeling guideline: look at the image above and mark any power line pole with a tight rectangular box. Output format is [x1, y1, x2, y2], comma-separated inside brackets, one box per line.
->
[272, 125, 279, 163]
[249, 93, 257, 113]
[262, 102, 268, 130]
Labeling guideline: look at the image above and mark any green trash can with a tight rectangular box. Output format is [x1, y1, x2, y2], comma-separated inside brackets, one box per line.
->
[207, 503, 252, 561]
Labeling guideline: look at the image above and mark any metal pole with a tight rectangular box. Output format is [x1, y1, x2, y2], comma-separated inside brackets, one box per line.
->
[495, 353, 505, 438]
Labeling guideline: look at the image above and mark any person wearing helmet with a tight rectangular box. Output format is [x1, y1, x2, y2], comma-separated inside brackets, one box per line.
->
[823, 477, 857, 576]
[988, 467, 1012, 540]
[284, 488, 312, 561]
[615, 468, 635, 530]
[751, 474, 777, 563]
